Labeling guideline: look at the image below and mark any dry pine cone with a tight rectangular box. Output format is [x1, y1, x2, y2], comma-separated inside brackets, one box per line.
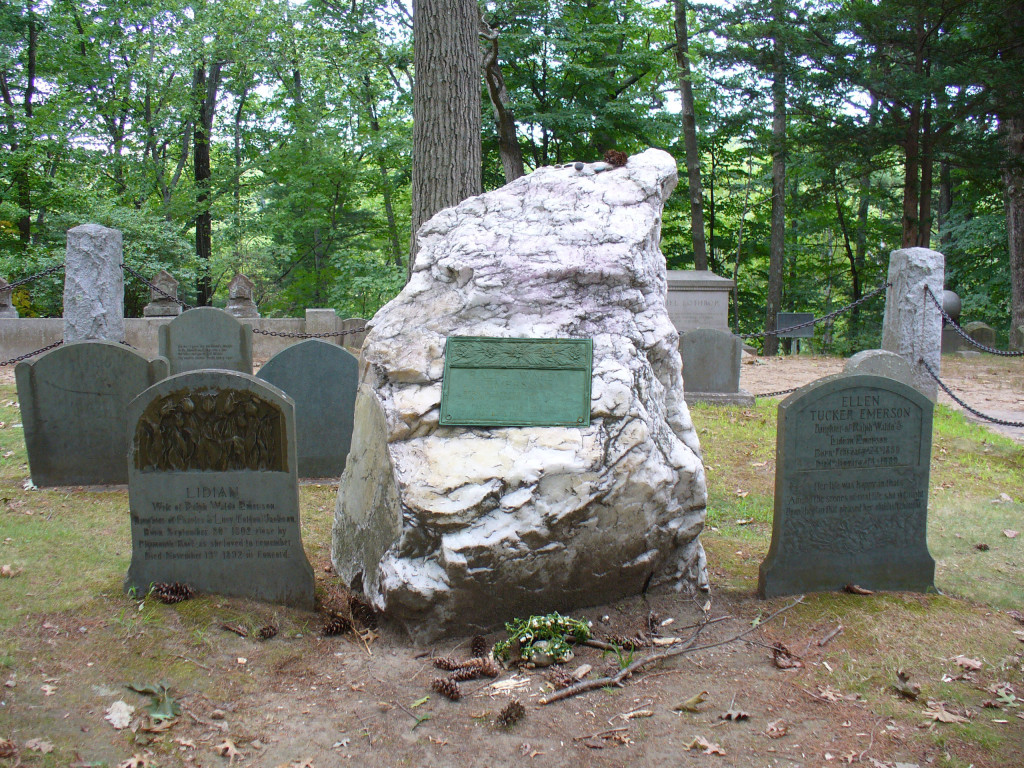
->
[349, 595, 378, 628]
[433, 656, 463, 671]
[431, 677, 461, 701]
[458, 657, 500, 677]
[321, 615, 352, 637]
[256, 624, 277, 641]
[604, 633, 646, 650]
[471, 634, 489, 658]
[152, 582, 195, 604]
[496, 699, 526, 727]
[546, 667, 574, 690]
[603, 149, 628, 167]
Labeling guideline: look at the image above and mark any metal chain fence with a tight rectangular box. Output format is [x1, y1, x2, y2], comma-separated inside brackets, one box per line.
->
[924, 285, 1024, 357]
[7, 262, 65, 289]
[920, 358, 1024, 428]
[739, 282, 890, 341]
[753, 387, 799, 400]
[120, 263, 196, 310]
[252, 326, 369, 339]
[0, 339, 64, 367]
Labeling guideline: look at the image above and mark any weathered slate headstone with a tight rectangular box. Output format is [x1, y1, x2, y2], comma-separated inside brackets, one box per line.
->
[158, 307, 253, 375]
[257, 339, 358, 478]
[758, 373, 935, 598]
[143, 269, 182, 317]
[16, 341, 168, 486]
[0, 277, 18, 318]
[64, 224, 125, 343]
[681, 328, 753, 406]
[125, 371, 314, 608]
[844, 349, 915, 389]
[226, 273, 259, 318]
[964, 321, 996, 349]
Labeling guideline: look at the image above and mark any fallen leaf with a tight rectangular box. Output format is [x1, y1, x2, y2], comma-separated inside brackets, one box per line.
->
[175, 737, 197, 748]
[765, 719, 788, 738]
[893, 670, 921, 700]
[215, 739, 244, 763]
[735, 489, 749, 498]
[24, 738, 54, 753]
[0, 739, 14, 758]
[673, 690, 709, 712]
[116, 755, 152, 768]
[954, 655, 982, 671]
[1009, 610, 1024, 625]
[771, 642, 803, 670]
[844, 584, 874, 595]
[105, 700, 136, 730]
[0, 564, 21, 578]
[427, 736, 448, 745]
[719, 708, 750, 721]
[975, 543, 990, 551]
[40, 684, 56, 695]
[1003, 529, 1019, 539]
[686, 735, 726, 755]
[922, 701, 969, 724]
[411, 695, 429, 708]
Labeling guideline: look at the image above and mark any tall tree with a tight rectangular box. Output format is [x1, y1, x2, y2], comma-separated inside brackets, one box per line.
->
[673, 0, 707, 270]
[409, 0, 482, 275]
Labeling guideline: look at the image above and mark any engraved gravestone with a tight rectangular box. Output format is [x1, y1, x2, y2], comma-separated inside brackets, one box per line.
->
[158, 307, 253, 375]
[758, 373, 935, 598]
[143, 269, 182, 317]
[680, 328, 754, 406]
[125, 371, 314, 608]
[257, 339, 359, 478]
[16, 341, 168, 486]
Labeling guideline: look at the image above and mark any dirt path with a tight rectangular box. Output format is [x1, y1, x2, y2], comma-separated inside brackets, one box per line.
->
[740, 354, 1024, 443]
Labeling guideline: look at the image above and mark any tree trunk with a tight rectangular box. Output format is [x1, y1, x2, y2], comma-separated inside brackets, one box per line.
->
[938, 158, 952, 246]
[480, 15, 525, 184]
[409, 0, 482, 277]
[673, 0, 707, 270]
[901, 100, 921, 248]
[917, 98, 933, 248]
[1003, 115, 1024, 349]
[732, 154, 753, 334]
[764, 14, 786, 357]
[193, 59, 223, 306]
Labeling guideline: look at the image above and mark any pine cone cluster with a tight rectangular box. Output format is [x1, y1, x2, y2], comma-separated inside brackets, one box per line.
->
[433, 655, 499, 679]
[433, 656, 463, 671]
[496, 699, 526, 727]
[471, 635, 489, 658]
[256, 624, 277, 641]
[151, 582, 195, 604]
[349, 595, 378, 629]
[431, 677, 462, 701]
[546, 667, 574, 690]
[321, 615, 352, 637]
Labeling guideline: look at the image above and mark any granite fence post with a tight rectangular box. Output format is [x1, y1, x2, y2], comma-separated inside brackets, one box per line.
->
[881, 247, 944, 401]
[64, 224, 125, 343]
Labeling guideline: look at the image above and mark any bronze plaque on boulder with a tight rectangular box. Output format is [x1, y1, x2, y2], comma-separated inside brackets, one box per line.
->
[439, 337, 593, 427]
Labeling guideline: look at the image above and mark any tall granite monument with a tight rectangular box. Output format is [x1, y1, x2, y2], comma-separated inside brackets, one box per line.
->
[333, 150, 707, 640]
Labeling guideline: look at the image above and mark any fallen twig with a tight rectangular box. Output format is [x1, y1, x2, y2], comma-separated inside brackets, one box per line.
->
[540, 597, 804, 705]
[174, 654, 212, 672]
[817, 625, 843, 647]
[572, 726, 630, 741]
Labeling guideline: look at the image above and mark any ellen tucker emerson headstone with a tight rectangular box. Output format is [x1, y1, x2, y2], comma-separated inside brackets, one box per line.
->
[158, 306, 254, 375]
[257, 339, 359, 478]
[758, 373, 935, 598]
[16, 341, 168, 486]
[125, 371, 314, 608]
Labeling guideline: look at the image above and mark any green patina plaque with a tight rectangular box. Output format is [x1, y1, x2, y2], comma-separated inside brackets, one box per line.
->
[440, 337, 593, 427]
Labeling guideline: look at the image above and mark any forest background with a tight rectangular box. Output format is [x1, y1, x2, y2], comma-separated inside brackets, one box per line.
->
[1, 0, 1022, 354]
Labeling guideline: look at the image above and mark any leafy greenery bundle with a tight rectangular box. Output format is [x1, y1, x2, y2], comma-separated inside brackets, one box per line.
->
[493, 612, 591, 664]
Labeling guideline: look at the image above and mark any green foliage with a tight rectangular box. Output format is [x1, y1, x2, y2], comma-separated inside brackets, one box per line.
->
[492, 612, 591, 662]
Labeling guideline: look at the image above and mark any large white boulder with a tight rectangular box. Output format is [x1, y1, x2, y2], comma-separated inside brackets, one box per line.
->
[332, 149, 708, 641]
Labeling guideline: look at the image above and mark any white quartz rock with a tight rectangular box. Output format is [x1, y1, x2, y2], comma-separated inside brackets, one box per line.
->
[333, 149, 708, 641]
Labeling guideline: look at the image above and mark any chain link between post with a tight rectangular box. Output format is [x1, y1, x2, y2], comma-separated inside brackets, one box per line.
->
[0, 339, 64, 366]
[920, 358, 1024, 428]
[739, 282, 890, 341]
[924, 285, 1024, 357]
[251, 326, 369, 339]
[7, 263, 65, 289]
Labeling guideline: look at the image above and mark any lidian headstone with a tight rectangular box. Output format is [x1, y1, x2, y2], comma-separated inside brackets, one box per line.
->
[758, 373, 935, 598]
[16, 341, 168, 486]
[844, 349, 915, 389]
[257, 339, 359, 478]
[64, 224, 125, 343]
[226, 273, 259, 318]
[158, 307, 253, 375]
[680, 328, 754, 406]
[125, 371, 314, 608]
[0, 277, 18, 318]
[143, 269, 183, 317]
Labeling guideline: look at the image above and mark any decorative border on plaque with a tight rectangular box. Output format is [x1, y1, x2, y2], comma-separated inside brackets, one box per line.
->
[440, 337, 593, 427]
[134, 386, 287, 472]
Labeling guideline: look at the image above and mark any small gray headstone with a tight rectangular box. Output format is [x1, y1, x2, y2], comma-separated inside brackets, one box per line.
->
[681, 328, 753, 406]
[158, 307, 253, 375]
[963, 321, 995, 349]
[0, 277, 18, 318]
[226, 273, 260, 318]
[844, 350, 915, 389]
[758, 373, 935, 598]
[16, 341, 168, 486]
[64, 224, 125, 343]
[125, 371, 314, 608]
[143, 269, 182, 317]
[257, 339, 359, 478]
